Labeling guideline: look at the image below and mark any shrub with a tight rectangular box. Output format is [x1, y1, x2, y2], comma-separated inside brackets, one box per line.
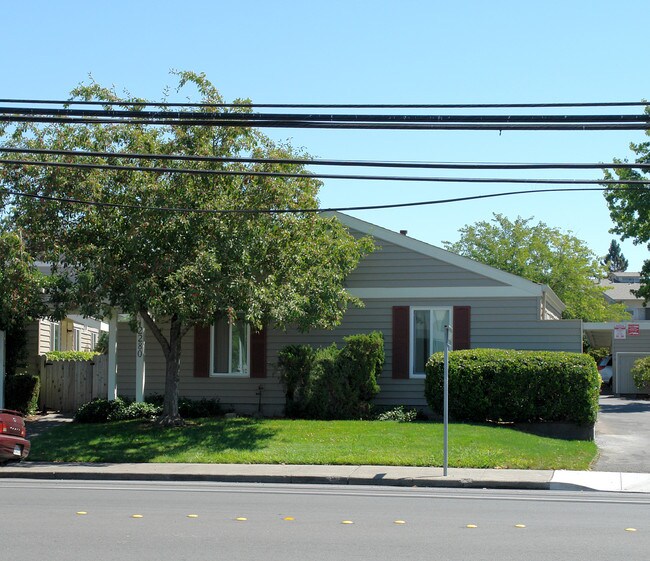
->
[75, 398, 127, 422]
[5, 374, 40, 415]
[46, 351, 99, 362]
[631, 356, 650, 390]
[278, 331, 384, 420]
[277, 345, 316, 416]
[424, 349, 600, 425]
[376, 406, 417, 422]
[178, 397, 222, 418]
[585, 346, 610, 365]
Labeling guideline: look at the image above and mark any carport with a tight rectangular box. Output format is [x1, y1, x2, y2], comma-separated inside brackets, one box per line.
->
[584, 321, 650, 394]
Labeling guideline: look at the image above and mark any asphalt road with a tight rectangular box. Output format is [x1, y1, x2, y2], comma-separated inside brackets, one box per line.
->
[595, 395, 650, 472]
[2, 480, 649, 561]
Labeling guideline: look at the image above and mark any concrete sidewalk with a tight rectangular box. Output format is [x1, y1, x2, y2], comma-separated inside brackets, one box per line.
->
[2, 461, 650, 493]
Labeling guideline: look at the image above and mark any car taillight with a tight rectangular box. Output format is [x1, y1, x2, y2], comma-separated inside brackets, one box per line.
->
[597, 365, 604, 371]
[0, 421, 5, 433]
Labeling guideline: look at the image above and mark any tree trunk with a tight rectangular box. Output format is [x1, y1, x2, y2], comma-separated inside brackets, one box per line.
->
[158, 315, 184, 427]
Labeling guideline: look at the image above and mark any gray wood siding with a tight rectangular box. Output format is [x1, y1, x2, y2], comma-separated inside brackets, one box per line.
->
[115, 298, 581, 414]
[345, 234, 508, 288]
[612, 330, 650, 394]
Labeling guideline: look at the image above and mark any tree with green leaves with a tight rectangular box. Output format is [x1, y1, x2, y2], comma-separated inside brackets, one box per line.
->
[444, 214, 630, 322]
[604, 106, 650, 301]
[601, 239, 628, 276]
[0, 72, 373, 425]
[0, 230, 48, 332]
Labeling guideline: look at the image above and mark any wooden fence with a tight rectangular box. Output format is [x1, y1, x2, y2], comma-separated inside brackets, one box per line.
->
[38, 355, 109, 412]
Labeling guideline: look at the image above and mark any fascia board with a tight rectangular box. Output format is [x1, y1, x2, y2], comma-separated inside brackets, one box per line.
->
[325, 211, 547, 298]
[348, 286, 544, 299]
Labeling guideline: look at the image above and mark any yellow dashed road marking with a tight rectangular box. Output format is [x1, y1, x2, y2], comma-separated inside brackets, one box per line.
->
[625, 528, 637, 532]
[466, 524, 477, 528]
[341, 520, 354, 525]
[76, 511, 87, 515]
[235, 517, 248, 521]
[131, 514, 143, 519]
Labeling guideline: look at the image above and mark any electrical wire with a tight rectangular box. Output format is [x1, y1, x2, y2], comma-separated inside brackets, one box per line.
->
[1, 158, 648, 185]
[0, 99, 647, 109]
[3, 107, 649, 123]
[2, 115, 648, 130]
[1, 186, 645, 215]
[1, 146, 647, 171]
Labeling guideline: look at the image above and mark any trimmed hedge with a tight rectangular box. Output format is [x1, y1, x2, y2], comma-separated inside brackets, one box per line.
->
[74, 398, 161, 422]
[74, 396, 223, 423]
[278, 331, 384, 419]
[5, 374, 40, 415]
[631, 356, 650, 390]
[45, 351, 100, 362]
[425, 349, 600, 425]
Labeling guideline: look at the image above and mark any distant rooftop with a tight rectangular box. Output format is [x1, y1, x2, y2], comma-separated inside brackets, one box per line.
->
[610, 271, 641, 283]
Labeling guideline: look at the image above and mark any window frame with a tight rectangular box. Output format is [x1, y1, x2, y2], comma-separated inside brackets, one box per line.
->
[50, 322, 61, 352]
[73, 327, 82, 351]
[409, 306, 453, 379]
[209, 319, 251, 378]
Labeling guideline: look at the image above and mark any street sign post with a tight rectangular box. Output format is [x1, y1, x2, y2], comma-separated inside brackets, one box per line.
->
[443, 324, 453, 477]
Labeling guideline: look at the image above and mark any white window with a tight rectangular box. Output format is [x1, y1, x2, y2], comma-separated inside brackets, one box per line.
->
[410, 307, 451, 378]
[50, 322, 61, 351]
[91, 331, 98, 350]
[73, 327, 82, 351]
[210, 317, 250, 377]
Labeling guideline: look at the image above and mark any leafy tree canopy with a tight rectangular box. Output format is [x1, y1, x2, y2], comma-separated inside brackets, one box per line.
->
[601, 239, 628, 275]
[0, 71, 373, 423]
[0, 230, 48, 331]
[443, 214, 630, 322]
[604, 105, 650, 301]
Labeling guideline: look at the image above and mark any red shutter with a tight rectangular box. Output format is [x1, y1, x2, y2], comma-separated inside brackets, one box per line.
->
[193, 325, 210, 377]
[453, 306, 471, 350]
[250, 326, 267, 378]
[392, 306, 410, 379]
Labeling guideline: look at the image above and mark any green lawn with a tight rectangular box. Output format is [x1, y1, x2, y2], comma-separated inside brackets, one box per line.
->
[27, 418, 597, 470]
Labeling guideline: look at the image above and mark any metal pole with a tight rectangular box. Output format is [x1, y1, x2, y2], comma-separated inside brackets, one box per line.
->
[0, 330, 5, 410]
[443, 325, 450, 476]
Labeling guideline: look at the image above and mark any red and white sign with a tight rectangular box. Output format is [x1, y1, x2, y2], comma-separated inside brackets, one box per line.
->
[614, 324, 627, 340]
[628, 323, 641, 336]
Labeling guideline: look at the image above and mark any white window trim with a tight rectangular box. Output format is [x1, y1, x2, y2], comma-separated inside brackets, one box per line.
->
[73, 327, 82, 351]
[209, 321, 251, 378]
[409, 306, 453, 379]
[50, 322, 61, 352]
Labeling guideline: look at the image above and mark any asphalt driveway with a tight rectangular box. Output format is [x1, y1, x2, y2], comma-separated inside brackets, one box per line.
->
[594, 394, 650, 472]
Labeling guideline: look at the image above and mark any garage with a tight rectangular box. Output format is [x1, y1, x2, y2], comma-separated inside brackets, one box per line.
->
[584, 321, 650, 394]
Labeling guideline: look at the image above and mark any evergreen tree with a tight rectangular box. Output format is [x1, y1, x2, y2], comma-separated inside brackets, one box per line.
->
[601, 239, 629, 275]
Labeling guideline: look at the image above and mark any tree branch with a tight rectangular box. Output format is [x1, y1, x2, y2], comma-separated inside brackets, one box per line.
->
[138, 308, 171, 360]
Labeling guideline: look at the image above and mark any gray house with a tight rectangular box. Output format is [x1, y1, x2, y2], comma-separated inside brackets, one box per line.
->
[109, 212, 582, 415]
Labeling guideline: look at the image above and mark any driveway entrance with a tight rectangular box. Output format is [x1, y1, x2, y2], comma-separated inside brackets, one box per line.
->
[594, 395, 650, 472]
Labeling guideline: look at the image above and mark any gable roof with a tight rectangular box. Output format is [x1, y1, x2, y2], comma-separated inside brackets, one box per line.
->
[325, 211, 565, 313]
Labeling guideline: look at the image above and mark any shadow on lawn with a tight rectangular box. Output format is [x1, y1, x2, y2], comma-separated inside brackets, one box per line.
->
[28, 417, 278, 462]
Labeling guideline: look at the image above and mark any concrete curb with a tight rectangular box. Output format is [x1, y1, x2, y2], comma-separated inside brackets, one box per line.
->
[0, 462, 553, 491]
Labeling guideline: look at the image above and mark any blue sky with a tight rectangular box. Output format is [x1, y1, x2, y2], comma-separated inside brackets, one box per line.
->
[4, 1, 649, 269]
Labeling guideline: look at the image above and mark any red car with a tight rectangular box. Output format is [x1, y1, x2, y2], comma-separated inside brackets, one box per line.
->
[0, 409, 31, 463]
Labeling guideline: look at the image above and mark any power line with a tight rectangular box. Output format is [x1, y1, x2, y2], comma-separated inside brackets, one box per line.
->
[0, 106, 648, 130]
[2, 186, 645, 215]
[1, 158, 648, 185]
[3, 106, 649, 123]
[2, 114, 650, 131]
[2, 115, 648, 130]
[1, 146, 648, 171]
[0, 98, 647, 109]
